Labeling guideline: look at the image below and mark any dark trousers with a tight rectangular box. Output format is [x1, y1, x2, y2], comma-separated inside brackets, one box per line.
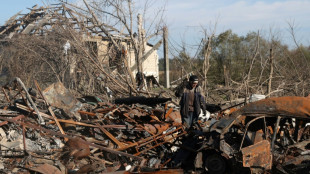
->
[182, 111, 197, 129]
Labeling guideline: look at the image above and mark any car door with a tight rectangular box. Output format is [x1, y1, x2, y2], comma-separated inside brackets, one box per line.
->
[240, 116, 272, 170]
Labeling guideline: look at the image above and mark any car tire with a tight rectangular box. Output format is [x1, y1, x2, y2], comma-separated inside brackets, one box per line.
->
[205, 153, 227, 174]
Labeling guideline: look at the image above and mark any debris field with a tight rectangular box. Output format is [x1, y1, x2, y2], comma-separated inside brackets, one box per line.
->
[0, 77, 309, 174]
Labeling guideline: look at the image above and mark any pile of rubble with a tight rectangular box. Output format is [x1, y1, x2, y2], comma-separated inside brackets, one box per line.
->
[0, 77, 310, 174]
[0, 78, 184, 173]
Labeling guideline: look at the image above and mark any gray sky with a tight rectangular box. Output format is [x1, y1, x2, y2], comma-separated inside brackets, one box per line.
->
[1, 0, 309, 55]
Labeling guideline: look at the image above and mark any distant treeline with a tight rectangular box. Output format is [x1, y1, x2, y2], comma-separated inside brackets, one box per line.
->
[159, 30, 310, 97]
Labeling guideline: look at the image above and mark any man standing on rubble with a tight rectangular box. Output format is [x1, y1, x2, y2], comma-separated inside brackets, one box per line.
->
[178, 75, 206, 129]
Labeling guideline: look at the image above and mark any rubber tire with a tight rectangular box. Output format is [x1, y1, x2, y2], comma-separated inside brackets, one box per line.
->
[205, 153, 227, 174]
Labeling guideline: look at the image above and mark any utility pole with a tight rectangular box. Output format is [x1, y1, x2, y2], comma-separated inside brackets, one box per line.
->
[163, 26, 170, 88]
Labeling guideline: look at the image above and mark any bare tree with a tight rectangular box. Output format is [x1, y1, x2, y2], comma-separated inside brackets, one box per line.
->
[200, 23, 217, 91]
[69, 0, 166, 90]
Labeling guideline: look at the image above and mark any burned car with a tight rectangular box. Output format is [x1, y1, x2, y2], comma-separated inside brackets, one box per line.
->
[172, 96, 310, 173]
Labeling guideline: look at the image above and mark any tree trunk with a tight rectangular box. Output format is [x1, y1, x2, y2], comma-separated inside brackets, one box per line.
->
[137, 14, 143, 74]
[267, 48, 273, 96]
[203, 37, 212, 91]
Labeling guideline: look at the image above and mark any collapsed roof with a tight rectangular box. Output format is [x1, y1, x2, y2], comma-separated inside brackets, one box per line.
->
[0, 3, 124, 40]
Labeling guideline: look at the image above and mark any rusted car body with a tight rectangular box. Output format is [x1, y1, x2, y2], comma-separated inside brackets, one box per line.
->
[199, 96, 310, 173]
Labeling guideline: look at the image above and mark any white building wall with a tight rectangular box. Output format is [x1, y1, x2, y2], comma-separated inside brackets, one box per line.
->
[128, 44, 159, 80]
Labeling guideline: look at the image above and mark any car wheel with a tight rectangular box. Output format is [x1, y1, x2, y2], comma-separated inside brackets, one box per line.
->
[205, 153, 227, 174]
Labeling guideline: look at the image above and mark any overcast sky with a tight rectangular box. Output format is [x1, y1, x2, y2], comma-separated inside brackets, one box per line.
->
[1, 0, 309, 54]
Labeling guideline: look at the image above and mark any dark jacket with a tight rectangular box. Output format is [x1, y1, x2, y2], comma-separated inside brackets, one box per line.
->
[179, 83, 206, 118]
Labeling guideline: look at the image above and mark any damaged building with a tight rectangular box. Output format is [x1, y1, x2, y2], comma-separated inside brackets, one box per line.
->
[0, 3, 161, 92]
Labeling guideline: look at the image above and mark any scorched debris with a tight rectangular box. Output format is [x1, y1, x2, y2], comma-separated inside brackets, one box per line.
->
[0, 78, 309, 174]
